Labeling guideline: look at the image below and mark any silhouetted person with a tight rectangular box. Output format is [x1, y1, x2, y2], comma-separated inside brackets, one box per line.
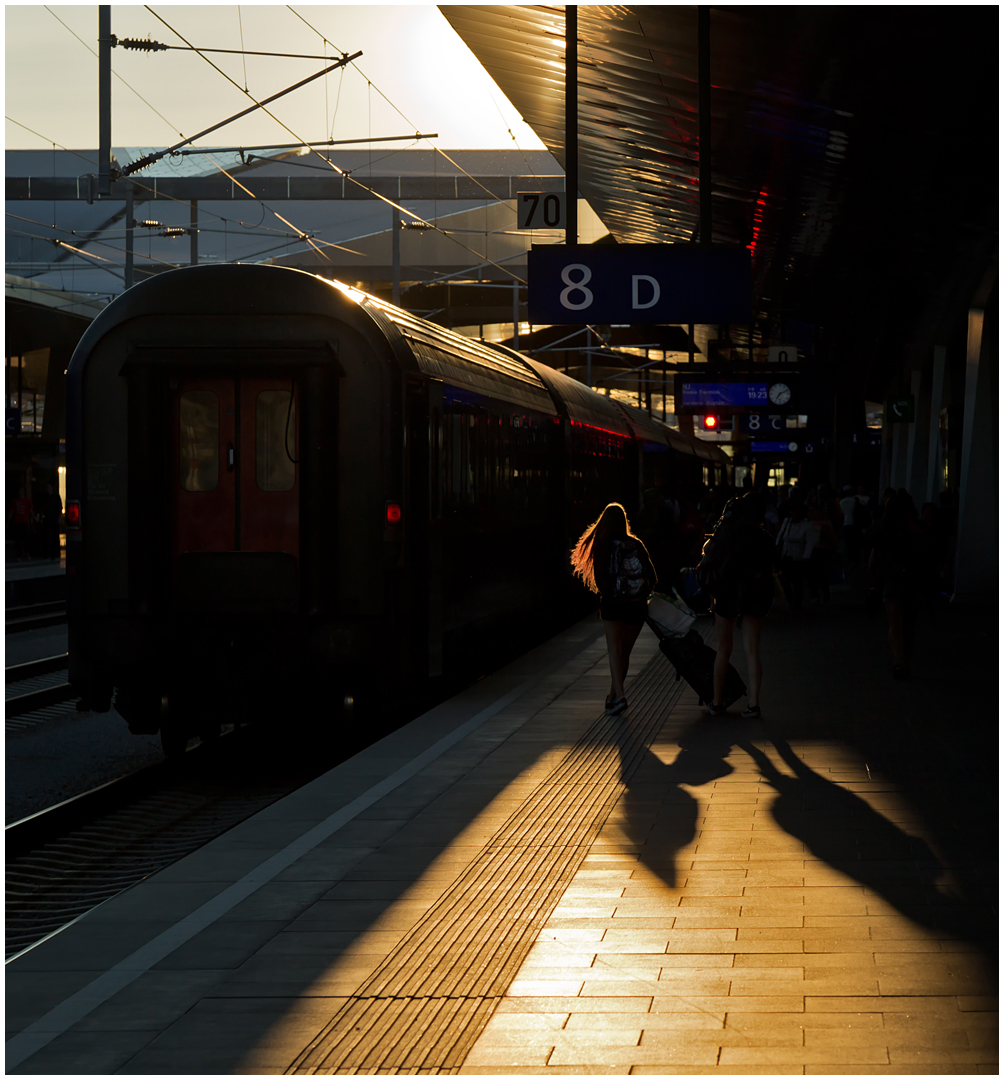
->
[571, 502, 657, 716]
[838, 484, 860, 562]
[806, 496, 837, 605]
[776, 500, 814, 612]
[9, 486, 34, 561]
[920, 501, 950, 621]
[762, 488, 780, 538]
[700, 492, 775, 718]
[869, 488, 926, 678]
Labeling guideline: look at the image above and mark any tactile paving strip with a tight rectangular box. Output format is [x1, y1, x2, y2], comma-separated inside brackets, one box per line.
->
[288, 648, 687, 1075]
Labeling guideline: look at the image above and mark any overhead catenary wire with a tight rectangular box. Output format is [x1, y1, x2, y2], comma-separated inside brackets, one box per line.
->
[13, 9, 532, 289]
[176, 132, 438, 158]
[10, 28, 358, 279]
[113, 37, 354, 62]
[200, 155, 363, 259]
[284, 7, 531, 225]
[119, 52, 361, 176]
[236, 7, 248, 92]
[43, 6, 184, 140]
[146, 6, 527, 284]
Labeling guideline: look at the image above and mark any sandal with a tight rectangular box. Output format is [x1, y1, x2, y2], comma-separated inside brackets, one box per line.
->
[605, 696, 628, 717]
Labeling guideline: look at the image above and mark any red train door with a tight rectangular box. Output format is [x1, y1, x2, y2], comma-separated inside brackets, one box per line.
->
[170, 376, 299, 607]
[172, 379, 235, 556]
[238, 378, 299, 555]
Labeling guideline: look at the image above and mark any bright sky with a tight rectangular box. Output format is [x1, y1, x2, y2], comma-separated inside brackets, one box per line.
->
[5, 5, 548, 154]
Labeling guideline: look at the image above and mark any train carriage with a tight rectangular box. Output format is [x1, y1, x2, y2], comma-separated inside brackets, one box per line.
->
[65, 264, 725, 752]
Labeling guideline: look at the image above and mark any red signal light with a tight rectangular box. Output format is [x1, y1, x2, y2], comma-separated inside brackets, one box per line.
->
[702, 414, 719, 431]
[66, 500, 81, 528]
[385, 502, 402, 525]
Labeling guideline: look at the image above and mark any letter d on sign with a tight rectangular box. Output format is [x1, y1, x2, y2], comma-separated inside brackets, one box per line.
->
[632, 274, 660, 310]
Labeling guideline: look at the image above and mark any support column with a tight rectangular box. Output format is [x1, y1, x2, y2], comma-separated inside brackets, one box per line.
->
[925, 345, 946, 504]
[392, 207, 401, 306]
[585, 325, 592, 388]
[512, 280, 520, 351]
[953, 266, 998, 600]
[190, 200, 199, 266]
[904, 368, 923, 501]
[124, 185, 134, 289]
[565, 4, 578, 247]
[98, 7, 112, 196]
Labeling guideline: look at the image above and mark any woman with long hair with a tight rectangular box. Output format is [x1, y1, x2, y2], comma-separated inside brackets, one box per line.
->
[571, 502, 657, 716]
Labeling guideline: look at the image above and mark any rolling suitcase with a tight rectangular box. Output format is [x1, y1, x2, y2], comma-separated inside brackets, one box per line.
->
[648, 620, 747, 709]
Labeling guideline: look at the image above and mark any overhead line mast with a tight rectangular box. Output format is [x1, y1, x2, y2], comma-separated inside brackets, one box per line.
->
[113, 36, 347, 61]
[98, 6, 111, 195]
[120, 52, 362, 177]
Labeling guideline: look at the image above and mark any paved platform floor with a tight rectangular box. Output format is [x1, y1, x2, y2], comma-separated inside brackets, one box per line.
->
[6, 597, 997, 1075]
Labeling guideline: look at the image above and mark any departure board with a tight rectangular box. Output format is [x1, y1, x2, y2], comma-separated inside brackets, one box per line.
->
[679, 381, 769, 408]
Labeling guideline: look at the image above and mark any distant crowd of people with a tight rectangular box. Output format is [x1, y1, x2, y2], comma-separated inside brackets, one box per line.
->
[637, 478, 956, 620]
[7, 483, 63, 561]
[586, 477, 961, 713]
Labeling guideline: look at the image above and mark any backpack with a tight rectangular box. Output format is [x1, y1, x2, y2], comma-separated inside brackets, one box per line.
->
[608, 539, 650, 601]
[696, 495, 757, 593]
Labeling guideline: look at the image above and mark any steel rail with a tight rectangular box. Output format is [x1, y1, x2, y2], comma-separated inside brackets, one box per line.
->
[5, 601, 67, 634]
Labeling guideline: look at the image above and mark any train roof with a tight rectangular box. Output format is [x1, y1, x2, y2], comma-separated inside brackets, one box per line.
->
[329, 281, 557, 416]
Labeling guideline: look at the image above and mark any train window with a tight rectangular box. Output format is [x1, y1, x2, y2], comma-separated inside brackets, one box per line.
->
[256, 390, 296, 492]
[180, 391, 219, 492]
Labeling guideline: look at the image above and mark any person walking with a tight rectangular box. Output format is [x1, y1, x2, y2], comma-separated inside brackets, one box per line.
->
[775, 500, 815, 612]
[9, 487, 34, 561]
[571, 502, 657, 716]
[699, 492, 776, 718]
[838, 484, 860, 563]
[806, 496, 837, 604]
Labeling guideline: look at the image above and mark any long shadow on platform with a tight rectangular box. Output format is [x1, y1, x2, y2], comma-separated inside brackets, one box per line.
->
[739, 733, 975, 940]
[613, 717, 986, 949]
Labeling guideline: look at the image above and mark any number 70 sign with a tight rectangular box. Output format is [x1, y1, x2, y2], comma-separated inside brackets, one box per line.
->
[517, 192, 567, 230]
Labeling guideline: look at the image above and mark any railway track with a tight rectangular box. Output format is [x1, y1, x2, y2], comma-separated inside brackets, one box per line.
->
[4, 734, 334, 962]
[6, 600, 67, 634]
[6, 653, 77, 725]
[4, 609, 585, 964]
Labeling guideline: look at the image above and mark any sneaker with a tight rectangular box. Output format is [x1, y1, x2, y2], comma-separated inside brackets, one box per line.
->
[707, 702, 728, 717]
[742, 704, 762, 719]
[605, 696, 628, 717]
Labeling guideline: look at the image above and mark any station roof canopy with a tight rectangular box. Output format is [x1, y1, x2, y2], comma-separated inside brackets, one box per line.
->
[441, 5, 997, 386]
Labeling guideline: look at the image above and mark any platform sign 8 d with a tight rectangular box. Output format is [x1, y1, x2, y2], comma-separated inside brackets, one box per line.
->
[516, 192, 567, 230]
[527, 245, 752, 325]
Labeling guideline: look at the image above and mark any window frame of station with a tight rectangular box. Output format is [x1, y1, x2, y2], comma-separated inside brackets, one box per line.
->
[440, 383, 553, 519]
[701, 462, 726, 487]
[760, 460, 796, 488]
[5, 349, 50, 436]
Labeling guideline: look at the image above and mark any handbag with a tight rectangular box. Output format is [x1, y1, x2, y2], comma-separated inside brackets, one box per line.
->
[647, 588, 696, 638]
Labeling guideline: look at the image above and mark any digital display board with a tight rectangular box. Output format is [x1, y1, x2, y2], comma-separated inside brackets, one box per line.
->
[679, 382, 769, 408]
[750, 440, 800, 454]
